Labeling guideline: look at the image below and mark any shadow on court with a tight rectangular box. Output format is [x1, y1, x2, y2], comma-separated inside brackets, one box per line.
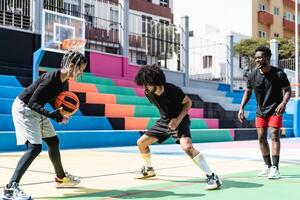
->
[36, 188, 205, 199]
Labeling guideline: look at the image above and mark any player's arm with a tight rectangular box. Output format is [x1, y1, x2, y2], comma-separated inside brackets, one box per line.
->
[238, 87, 252, 123]
[275, 86, 291, 115]
[169, 95, 192, 130]
[178, 95, 192, 121]
[27, 83, 64, 122]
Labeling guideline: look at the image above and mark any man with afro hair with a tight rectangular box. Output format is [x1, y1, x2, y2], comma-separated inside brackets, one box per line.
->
[134, 64, 221, 190]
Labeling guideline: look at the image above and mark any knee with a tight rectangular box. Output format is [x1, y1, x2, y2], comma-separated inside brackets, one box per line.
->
[45, 136, 60, 148]
[28, 144, 42, 157]
[181, 144, 194, 154]
[137, 138, 146, 148]
[270, 134, 280, 142]
[258, 135, 267, 145]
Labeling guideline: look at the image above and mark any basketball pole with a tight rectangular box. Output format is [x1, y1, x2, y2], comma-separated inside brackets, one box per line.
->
[33, 48, 45, 82]
[294, 0, 300, 137]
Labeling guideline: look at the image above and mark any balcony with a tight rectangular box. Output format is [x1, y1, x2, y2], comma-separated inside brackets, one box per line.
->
[258, 11, 273, 25]
[283, 0, 300, 9]
[283, 19, 300, 32]
[129, 0, 173, 21]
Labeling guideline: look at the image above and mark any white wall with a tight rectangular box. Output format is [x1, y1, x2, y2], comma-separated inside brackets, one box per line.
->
[173, 0, 253, 38]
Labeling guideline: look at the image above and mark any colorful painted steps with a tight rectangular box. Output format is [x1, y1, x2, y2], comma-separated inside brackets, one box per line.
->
[0, 114, 217, 131]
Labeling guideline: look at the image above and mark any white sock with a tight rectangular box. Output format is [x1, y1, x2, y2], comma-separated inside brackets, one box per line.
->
[192, 153, 212, 175]
[141, 153, 152, 168]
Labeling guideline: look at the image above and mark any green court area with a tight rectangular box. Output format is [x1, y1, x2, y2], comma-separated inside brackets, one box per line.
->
[51, 164, 299, 200]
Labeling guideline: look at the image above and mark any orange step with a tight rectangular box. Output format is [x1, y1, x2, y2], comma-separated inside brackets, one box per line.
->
[86, 93, 117, 104]
[68, 81, 98, 93]
[125, 117, 150, 130]
[105, 104, 135, 117]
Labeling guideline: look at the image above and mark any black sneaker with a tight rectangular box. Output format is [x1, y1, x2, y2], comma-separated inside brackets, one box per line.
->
[205, 173, 222, 190]
[136, 166, 156, 179]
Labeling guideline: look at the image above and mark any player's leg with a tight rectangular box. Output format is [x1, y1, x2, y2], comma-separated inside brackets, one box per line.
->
[268, 115, 282, 179]
[256, 117, 272, 177]
[179, 137, 221, 190]
[41, 118, 80, 187]
[136, 134, 158, 179]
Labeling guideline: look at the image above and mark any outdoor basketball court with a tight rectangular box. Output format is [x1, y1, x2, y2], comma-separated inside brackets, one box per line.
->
[0, 138, 299, 200]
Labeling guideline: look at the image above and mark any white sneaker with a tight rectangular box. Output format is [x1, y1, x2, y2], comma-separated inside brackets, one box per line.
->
[268, 166, 281, 179]
[0, 182, 32, 200]
[257, 166, 270, 177]
[205, 173, 222, 190]
[55, 171, 80, 188]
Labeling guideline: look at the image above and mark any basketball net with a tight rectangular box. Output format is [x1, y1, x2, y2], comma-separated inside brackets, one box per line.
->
[61, 38, 86, 54]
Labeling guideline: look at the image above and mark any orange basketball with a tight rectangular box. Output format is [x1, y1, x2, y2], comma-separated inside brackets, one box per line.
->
[55, 91, 80, 116]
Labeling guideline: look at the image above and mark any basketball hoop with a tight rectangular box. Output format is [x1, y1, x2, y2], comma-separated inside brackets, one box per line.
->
[61, 38, 86, 53]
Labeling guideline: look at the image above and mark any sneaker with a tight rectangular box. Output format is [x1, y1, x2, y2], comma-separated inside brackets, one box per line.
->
[0, 182, 32, 200]
[268, 166, 281, 179]
[205, 173, 222, 190]
[136, 166, 156, 179]
[55, 171, 80, 188]
[257, 166, 270, 177]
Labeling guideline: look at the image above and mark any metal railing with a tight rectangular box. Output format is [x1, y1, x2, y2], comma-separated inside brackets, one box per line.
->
[0, 0, 32, 30]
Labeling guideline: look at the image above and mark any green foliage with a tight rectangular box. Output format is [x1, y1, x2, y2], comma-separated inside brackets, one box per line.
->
[234, 38, 268, 68]
[234, 38, 296, 68]
[277, 38, 295, 59]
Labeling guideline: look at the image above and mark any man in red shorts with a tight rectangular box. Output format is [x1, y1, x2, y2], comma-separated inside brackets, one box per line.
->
[238, 46, 291, 179]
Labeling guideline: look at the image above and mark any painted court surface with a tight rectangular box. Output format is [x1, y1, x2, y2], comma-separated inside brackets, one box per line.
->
[0, 138, 299, 200]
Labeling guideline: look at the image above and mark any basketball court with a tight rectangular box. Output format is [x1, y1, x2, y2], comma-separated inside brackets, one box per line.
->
[1, 138, 299, 200]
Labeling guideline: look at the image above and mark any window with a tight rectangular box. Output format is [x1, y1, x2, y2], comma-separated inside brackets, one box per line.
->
[274, 7, 280, 16]
[274, 33, 279, 38]
[203, 56, 212, 69]
[160, 0, 169, 7]
[259, 30, 266, 38]
[284, 12, 292, 21]
[259, 3, 265, 11]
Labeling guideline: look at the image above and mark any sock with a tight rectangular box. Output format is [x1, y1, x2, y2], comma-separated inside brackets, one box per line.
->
[141, 153, 152, 168]
[263, 154, 272, 168]
[272, 155, 280, 169]
[192, 153, 212, 175]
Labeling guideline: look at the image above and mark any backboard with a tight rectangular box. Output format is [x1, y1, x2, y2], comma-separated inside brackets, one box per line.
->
[41, 9, 85, 54]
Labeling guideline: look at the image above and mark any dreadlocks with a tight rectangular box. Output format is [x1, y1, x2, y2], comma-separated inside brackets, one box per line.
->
[61, 50, 87, 71]
[135, 64, 166, 86]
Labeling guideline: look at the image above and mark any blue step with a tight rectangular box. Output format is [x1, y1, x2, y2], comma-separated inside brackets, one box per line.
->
[0, 98, 82, 116]
[0, 85, 22, 98]
[0, 114, 112, 131]
[0, 130, 142, 152]
[0, 75, 22, 87]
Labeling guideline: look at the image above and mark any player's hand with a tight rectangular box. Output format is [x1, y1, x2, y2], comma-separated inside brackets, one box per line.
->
[275, 102, 286, 116]
[168, 118, 181, 130]
[238, 109, 245, 123]
[60, 115, 70, 124]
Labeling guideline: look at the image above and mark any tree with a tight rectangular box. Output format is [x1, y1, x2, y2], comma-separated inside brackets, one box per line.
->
[277, 38, 295, 59]
[234, 38, 296, 69]
[234, 38, 268, 69]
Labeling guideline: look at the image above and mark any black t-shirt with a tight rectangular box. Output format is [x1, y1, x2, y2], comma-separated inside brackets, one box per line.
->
[247, 66, 290, 117]
[145, 82, 186, 121]
[18, 69, 68, 117]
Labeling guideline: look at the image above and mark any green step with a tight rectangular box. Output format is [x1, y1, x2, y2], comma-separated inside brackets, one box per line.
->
[116, 94, 151, 105]
[164, 129, 233, 144]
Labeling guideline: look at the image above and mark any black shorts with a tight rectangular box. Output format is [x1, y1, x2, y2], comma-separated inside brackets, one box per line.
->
[145, 116, 191, 144]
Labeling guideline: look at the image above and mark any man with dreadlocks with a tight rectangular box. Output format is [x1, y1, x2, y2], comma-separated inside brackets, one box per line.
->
[134, 64, 222, 190]
[0, 50, 87, 200]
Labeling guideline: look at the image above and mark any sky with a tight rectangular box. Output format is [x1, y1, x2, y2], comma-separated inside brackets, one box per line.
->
[173, 0, 252, 40]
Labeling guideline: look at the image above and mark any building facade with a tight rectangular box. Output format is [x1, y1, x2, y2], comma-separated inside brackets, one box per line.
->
[253, 0, 299, 39]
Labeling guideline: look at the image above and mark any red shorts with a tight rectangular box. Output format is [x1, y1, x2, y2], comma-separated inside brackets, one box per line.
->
[255, 116, 282, 128]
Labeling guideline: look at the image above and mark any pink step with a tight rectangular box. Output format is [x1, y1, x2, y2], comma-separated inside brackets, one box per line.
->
[189, 108, 204, 118]
[204, 119, 219, 128]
